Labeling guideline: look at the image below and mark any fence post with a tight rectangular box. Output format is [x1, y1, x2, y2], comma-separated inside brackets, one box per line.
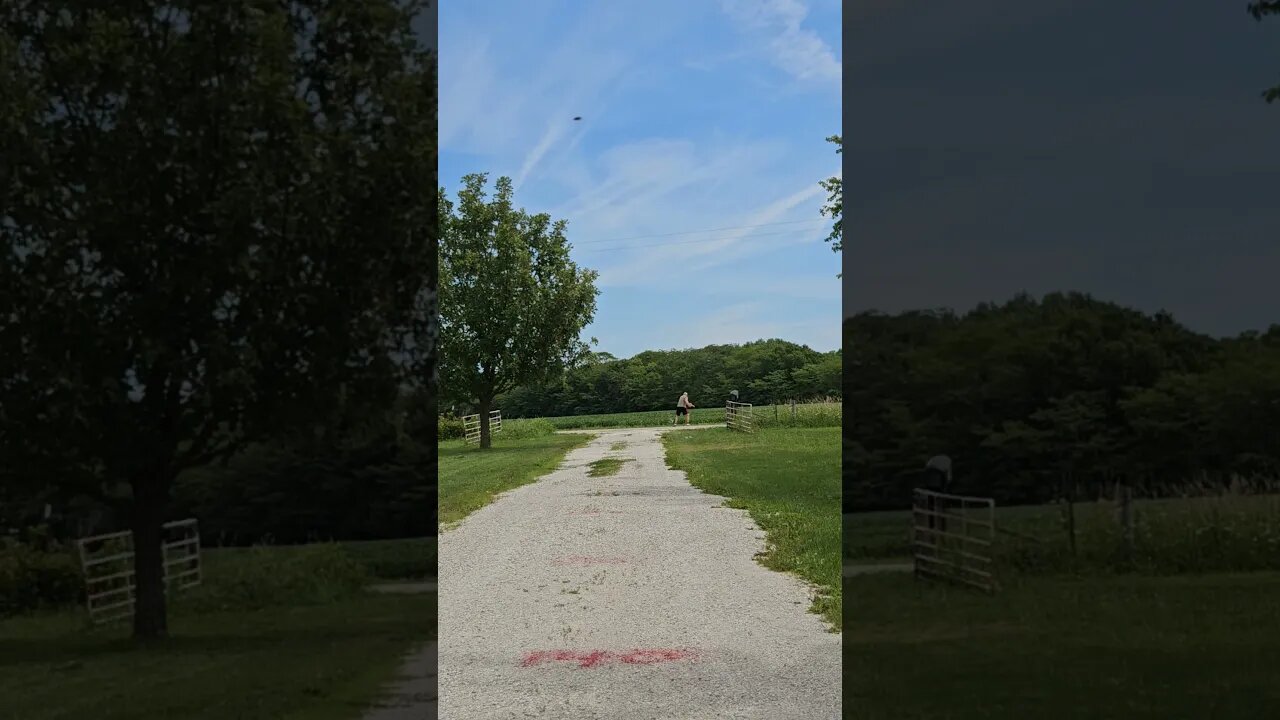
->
[790, 398, 796, 420]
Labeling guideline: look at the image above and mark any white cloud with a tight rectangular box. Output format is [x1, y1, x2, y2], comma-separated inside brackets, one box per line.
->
[438, 36, 499, 151]
[584, 175, 832, 287]
[439, 7, 632, 179]
[514, 119, 572, 192]
[720, 0, 841, 84]
[677, 181, 831, 273]
[552, 137, 788, 234]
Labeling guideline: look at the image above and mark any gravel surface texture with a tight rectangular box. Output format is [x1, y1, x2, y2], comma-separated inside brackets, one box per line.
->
[438, 427, 840, 719]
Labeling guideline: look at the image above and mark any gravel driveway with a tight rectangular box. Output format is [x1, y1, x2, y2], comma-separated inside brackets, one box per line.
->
[438, 426, 840, 719]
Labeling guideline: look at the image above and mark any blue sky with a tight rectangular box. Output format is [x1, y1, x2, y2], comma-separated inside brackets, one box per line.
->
[440, 0, 841, 359]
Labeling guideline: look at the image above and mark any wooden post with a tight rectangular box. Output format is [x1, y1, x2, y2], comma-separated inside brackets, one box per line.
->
[790, 398, 797, 420]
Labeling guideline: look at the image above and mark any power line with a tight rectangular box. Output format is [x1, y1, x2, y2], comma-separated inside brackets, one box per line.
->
[571, 218, 827, 245]
[572, 227, 825, 253]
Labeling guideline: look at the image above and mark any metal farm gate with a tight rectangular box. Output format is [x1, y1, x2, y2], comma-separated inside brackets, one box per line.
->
[462, 409, 502, 445]
[725, 401, 754, 433]
[911, 489, 997, 593]
[76, 518, 203, 625]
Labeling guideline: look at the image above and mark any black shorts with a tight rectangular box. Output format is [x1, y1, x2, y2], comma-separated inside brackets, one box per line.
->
[675, 406, 687, 416]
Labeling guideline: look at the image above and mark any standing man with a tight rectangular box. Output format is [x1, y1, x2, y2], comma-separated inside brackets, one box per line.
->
[675, 392, 695, 425]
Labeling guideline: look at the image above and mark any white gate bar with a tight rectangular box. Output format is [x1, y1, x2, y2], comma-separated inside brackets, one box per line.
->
[461, 410, 502, 445]
[77, 518, 202, 625]
[911, 489, 997, 593]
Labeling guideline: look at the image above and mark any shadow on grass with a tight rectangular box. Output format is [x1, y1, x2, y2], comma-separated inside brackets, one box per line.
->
[1, 593, 428, 662]
[845, 571, 1280, 719]
[0, 592, 436, 720]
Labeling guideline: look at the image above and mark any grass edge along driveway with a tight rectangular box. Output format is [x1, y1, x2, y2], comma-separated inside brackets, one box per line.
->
[438, 432, 592, 527]
[663, 426, 841, 630]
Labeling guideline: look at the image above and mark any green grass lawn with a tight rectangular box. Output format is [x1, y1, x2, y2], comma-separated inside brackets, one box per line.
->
[515, 401, 842, 430]
[663, 427, 841, 629]
[844, 571, 1280, 719]
[0, 560, 435, 720]
[438, 432, 590, 526]
[205, 537, 436, 581]
[844, 509, 915, 562]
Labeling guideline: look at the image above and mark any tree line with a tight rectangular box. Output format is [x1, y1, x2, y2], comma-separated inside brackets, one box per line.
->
[490, 339, 841, 419]
[845, 292, 1280, 511]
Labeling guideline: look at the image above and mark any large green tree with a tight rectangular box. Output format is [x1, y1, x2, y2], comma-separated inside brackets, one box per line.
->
[439, 174, 598, 448]
[0, 0, 436, 639]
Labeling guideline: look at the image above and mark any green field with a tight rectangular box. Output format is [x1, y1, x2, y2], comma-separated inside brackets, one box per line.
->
[512, 401, 842, 430]
[663, 427, 841, 628]
[438, 432, 590, 525]
[844, 572, 1280, 719]
[0, 539, 435, 720]
[846, 493, 1280, 718]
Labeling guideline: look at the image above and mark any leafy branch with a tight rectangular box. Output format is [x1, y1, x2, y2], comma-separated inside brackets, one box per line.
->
[819, 134, 842, 275]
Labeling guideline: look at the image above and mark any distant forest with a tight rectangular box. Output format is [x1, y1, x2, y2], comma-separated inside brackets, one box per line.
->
[845, 292, 1280, 511]
[490, 339, 842, 418]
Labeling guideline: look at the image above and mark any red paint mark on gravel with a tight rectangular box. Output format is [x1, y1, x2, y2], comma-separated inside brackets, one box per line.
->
[552, 555, 629, 566]
[520, 648, 698, 669]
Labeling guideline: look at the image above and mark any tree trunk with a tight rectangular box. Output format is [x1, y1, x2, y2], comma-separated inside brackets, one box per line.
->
[131, 470, 171, 640]
[478, 395, 492, 449]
